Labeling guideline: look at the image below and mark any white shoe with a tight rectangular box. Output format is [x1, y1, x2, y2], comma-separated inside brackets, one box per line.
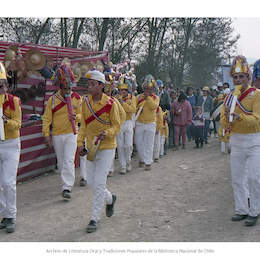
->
[126, 163, 132, 172]
[120, 168, 126, 174]
[215, 133, 218, 138]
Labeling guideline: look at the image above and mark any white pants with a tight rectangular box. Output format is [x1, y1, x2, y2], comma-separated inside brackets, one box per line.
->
[80, 155, 87, 180]
[52, 133, 77, 191]
[229, 133, 260, 217]
[0, 137, 20, 219]
[221, 141, 230, 153]
[153, 131, 160, 159]
[116, 120, 134, 169]
[86, 149, 114, 222]
[80, 138, 87, 180]
[160, 135, 166, 156]
[134, 121, 156, 165]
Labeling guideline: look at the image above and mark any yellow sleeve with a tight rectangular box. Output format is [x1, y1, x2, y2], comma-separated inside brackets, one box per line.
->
[5, 97, 21, 130]
[42, 96, 53, 138]
[75, 97, 82, 124]
[147, 95, 159, 110]
[104, 101, 121, 139]
[157, 107, 163, 130]
[236, 91, 260, 126]
[165, 122, 169, 138]
[122, 95, 137, 114]
[77, 101, 87, 147]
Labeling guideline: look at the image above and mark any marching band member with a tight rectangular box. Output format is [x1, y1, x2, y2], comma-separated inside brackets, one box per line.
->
[134, 75, 159, 171]
[115, 76, 136, 174]
[153, 105, 163, 163]
[77, 69, 121, 233]
[42, 64, 82, 199]
[220, 55, 260, 226]
[104, 80, 126, 176]
[0, 62, 21, 233]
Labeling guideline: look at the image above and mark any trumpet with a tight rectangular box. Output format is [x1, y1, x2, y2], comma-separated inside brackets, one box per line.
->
[0, 94, 5, 140]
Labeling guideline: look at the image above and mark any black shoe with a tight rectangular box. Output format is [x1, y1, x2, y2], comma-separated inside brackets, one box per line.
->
[154, 158, 159, 163]
[245, 215, 260, 226]
[231, 214, 248, 221]
[205, 140, 209, 144]
[0, 218, 7, 230]
[62, 190, 71, 199]
[80, 178, 87, 186]
[106, 194, 117, 217]
[193, 145, 199, 149]
[6, 218, 16, 233]
[86, 220, 100, 233]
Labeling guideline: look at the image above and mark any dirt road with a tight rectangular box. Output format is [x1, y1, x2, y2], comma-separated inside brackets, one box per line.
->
[0, 135, 259, 258]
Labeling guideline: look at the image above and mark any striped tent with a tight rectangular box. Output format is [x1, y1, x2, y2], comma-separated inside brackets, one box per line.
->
[0, 41, 108, 182]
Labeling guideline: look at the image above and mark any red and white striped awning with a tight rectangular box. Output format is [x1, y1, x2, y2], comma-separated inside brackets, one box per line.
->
[0, 40, 108, 64]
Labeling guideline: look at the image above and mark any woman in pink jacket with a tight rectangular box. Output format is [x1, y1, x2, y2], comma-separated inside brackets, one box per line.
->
[171, 92, 192, 150]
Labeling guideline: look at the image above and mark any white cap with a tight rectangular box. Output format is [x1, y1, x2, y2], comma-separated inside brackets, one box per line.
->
[85, 69, 106, 83]
[224, 88, 230, 95]
[212, 85, 217, 91]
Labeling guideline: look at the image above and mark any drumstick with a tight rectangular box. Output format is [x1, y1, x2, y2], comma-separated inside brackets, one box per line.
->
[229, 84, 242, 123]
[0, 94, 5, 140]
[65, 93, 77, 135]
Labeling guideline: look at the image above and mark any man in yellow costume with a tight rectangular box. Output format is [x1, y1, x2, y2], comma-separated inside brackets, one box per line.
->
[116, 76, 136, 174]
[77, 69, 121, 233]
[42, 64, 82, 199]
[220, 55, 260, 226]
[0, 62, 21, 233]
[134, 75, 159, 171]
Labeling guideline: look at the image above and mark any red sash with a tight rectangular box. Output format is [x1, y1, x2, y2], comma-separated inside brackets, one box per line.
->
[52, 92, 80, 113]
[3, 93, 21, 112]
[85, 98, 114, 125]
[239, 87, 257, 102]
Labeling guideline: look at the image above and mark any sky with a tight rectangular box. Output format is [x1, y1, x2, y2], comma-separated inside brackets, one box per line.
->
[232, 18, 260, 64]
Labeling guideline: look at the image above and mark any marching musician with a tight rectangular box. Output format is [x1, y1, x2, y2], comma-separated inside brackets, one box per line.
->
[77, 69, 121, 233]
[115, 76, 136, 174]
[134, 75, 159, 171]
[42, 64, 82, 199]
[0, 62, 21, 233]
[220, 55, 260, 226]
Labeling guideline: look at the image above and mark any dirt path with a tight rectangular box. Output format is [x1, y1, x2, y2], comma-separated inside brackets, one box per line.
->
[0, 135, 259, 258]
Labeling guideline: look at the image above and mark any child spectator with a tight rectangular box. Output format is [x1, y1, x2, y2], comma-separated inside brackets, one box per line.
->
[192, 106, 205, 148]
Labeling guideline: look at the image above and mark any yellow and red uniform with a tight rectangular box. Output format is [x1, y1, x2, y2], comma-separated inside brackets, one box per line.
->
[3, 93, 21, 140]
[77, 93, 121, 150]
[42, 90, 82, 137]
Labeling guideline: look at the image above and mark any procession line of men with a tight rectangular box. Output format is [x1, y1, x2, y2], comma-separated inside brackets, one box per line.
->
[1, 54, 260, 235]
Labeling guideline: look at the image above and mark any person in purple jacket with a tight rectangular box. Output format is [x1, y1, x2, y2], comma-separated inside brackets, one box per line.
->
[171, 92, 192, 150]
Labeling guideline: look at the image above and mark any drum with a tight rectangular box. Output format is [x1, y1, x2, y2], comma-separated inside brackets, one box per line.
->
[87, 136, 101, 162]
[210, 102, 223, 121]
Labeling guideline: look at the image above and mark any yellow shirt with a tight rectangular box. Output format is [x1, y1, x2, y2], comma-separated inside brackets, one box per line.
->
[3, 93, 21, 140]
[120, 94, 136, 121]
[218, 126, 233, 143]
[161, 121, 169, 138]
[136, 93, 160, 123]
[220, 86, 260, 134]
[156, 106, 163, 131]
[42, 90, 82, 137]
[113, 97, 126, 125]
[77, 93, 121, 150]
